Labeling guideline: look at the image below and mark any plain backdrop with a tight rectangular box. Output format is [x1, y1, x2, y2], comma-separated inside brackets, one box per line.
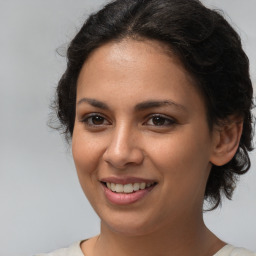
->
[0, 1, 255, 255]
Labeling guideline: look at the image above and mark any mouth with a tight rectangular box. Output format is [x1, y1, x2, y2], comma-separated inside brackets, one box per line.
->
[101, 181, 157, 194]
[100, 179, 157, 205]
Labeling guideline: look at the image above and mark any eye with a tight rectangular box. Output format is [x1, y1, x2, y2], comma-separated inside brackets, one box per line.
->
[81, 113, 111, 127]
[145, 115, 176, 126]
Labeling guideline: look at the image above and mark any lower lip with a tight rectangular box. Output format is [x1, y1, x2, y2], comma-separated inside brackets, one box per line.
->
[102, 183, 155, 205]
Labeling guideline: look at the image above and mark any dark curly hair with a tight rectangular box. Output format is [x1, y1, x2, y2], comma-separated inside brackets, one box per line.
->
[53, 0, 254, 210]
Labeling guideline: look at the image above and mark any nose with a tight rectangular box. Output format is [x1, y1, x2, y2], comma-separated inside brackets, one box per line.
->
[103, 124, 144, 169]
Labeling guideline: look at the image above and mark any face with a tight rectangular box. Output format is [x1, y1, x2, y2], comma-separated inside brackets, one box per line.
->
[72, 39, 215, 236]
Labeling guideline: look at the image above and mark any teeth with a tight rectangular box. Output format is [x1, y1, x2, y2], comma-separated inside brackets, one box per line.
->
[111, 183, 116, 192]
[115, 184, 123, 193]
[105, 182, 154, 193]
[124, 184, 133, 193]
[133, 183, 140, 191]
[140, 182, 146, 189]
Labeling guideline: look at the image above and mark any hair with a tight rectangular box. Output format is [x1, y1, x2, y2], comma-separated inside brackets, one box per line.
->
[53, 0, 254, 210]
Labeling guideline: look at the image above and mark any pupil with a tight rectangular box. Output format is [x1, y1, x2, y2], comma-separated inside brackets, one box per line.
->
[153, 116, 165, 126]
[92, 116, 104, 125]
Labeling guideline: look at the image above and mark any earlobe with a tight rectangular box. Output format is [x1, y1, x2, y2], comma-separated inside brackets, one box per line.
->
[210, 118, 243, 166]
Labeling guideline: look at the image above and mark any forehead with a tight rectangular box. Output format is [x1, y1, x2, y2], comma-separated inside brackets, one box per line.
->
[76, 39, 204, 114]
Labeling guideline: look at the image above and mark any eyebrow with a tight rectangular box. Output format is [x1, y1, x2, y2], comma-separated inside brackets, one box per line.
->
[77, 97, 187, 112]
[134, 100, 187, 112]
[77, 98, 109, 109]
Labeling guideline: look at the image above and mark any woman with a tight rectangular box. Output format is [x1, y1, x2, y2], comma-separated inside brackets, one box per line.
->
[37, 0, 255, 255]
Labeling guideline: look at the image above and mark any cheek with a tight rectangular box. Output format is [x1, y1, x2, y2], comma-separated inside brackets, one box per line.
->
[72, 129, 103, 204]
[149, 127, 212, 186]
[72, 127, 102, 178]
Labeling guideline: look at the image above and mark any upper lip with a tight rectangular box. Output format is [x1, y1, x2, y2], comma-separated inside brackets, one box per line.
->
[100, 176, 157, 185]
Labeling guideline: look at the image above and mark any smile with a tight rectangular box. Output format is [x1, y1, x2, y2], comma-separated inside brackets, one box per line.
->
[101, 179, 157, 205]
[105, 182, 155, 194]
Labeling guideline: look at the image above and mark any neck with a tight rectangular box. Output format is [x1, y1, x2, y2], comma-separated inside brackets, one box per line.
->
[88, 213, 225, 256]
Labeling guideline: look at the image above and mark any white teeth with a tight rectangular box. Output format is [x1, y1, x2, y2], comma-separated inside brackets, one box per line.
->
[115, 184, 123, 193]
[140, 182, 146, 189]
[133, 183, 140, 191]
[111, 183, 116, 192]
[124, 184, 133, 193]
[105, 182, 155, 193]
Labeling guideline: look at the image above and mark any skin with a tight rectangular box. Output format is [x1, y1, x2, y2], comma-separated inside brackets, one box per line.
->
[72, 39, 242, 256]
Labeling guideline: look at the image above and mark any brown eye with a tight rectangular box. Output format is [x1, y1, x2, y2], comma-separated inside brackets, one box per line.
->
[82, 114, 110, 127]
[152, 116, 167, 126]
[91, 115, 105, 125]
[145, 115, 175, 127]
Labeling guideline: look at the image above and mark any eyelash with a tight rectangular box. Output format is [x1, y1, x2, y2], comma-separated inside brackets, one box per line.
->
[80, 113, 176, 128]
[144, 114, 176, 127]
[81, 113, 111, 127]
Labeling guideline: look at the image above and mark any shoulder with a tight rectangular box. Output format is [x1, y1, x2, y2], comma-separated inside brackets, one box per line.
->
[214, 244, 256, 256]
[34, 241, 84, 256]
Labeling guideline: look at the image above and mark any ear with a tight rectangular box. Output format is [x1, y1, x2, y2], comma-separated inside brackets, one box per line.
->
[210, 117, 243, 166]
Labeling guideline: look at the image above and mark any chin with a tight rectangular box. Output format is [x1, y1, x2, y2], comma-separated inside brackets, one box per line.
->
[100, 212, 163, 237]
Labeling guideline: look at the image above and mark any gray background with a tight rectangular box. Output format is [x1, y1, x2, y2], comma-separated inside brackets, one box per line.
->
[0, 1, 255, 255]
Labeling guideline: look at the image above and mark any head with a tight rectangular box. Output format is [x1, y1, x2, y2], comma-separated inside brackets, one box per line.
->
[54, 0, 254, 213]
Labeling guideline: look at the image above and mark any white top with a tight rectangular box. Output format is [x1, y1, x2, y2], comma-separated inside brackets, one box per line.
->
[35, 241, 256, 256]
[214, 244, 256, 256]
